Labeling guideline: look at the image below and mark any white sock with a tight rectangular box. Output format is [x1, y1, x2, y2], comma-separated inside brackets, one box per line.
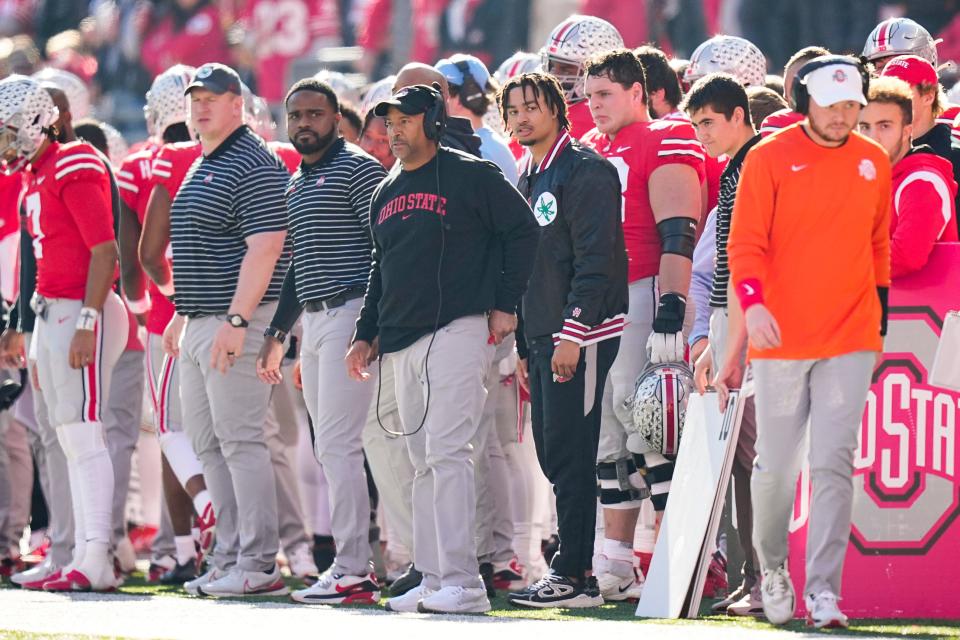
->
[603, 538, 635, 577]
[175, 536, 196, 565]
[192, 490, 212, 519]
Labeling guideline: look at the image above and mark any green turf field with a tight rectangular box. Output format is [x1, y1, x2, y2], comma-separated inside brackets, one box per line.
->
[5, 572, 956, 639]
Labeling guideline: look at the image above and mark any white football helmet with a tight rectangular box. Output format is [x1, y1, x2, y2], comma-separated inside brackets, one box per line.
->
[239, 82, 273, 139]
[684, 35, 766, 87]
[101, 122, 128, 166]
[360, 75, 396, 116]
[0, 75, 59, 172]
[541, 14, 624, 103]
[145, 64, 194, 139]
[623, 363, 693, 457]
[315, 69, 361, 106]
[32, 67, 91, 119]
[862, 17, 940, 67]
[494, 51, 541, 85]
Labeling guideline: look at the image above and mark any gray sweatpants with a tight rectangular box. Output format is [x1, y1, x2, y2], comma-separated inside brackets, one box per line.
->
[389, 314, 494, 590]
[708, 308, 759, 588]
[298, 297, 373, 574]
[264, 372, 311, 556]
[105, 348, 145, 546]
[179, 304, 280, 573]
[751, 351, 874, 597]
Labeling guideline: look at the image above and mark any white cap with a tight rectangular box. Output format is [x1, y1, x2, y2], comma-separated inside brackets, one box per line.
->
[802, 63, 867, 107]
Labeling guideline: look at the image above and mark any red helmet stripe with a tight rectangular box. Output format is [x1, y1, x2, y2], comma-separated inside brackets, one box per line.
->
[664, 371, 676, 454]
[877, 21, 891, 49]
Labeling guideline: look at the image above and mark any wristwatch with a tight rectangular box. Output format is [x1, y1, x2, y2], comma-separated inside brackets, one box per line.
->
[264, 326, 287, 343]
[226, 313, 249, 328]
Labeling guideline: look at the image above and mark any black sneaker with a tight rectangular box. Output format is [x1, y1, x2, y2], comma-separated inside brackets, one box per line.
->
[159, 558, 199, 585]
[508, 572, 603, 609]
[389, 563, 422, 596]
[479, 562, 495, 598]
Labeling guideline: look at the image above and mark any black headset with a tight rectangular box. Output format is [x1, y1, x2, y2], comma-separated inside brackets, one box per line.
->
[791, 55, 870, 115]
[421, 82, 448, 142]
[453, 60, 488, 112]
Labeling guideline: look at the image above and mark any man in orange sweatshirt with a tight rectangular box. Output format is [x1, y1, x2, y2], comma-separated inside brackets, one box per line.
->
[726, 55, 890, 630]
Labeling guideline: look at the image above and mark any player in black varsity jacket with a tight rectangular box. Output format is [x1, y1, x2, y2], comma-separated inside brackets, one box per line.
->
[501, 72, 628, 609]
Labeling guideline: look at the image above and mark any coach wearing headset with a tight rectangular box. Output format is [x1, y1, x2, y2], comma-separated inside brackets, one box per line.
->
[725, 55, 890, 629]
[347, 84, 538, 615]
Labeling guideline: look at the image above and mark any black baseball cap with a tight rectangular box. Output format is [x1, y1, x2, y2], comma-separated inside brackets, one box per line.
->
[373, 84, 441, 117]
[184, 63, 242, 96]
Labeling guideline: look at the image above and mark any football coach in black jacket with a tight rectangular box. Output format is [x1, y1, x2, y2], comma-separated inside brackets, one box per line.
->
[347, 84, 538, 615]
[501, 72, 628, 609]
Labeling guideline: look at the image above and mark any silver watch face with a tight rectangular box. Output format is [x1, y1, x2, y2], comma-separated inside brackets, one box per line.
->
[229, 315, 243, 327]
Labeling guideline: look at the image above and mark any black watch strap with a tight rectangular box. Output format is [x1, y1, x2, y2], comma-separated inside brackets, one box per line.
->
[264, 326, 287, 342]
[226, 313, 249, 328]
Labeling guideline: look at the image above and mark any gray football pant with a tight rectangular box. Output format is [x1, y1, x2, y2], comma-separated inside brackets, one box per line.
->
[708, 308, 759, 588]
[474, 336, 517, 566]
[362, 359, 415, 556]
[179, 304, 280, 573]
[298, 298, 374, 574]
[751, 351, 874, 597]
[105, 348, 145, 545]
[390, 314, 494, 590]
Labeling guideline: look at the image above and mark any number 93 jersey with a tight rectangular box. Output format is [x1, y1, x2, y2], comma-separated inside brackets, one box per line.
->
[582, 119, 706, 283]
[24, 141, 115, 300]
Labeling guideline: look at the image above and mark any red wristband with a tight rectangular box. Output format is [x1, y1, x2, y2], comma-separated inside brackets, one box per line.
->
[735, 278, 764, 311]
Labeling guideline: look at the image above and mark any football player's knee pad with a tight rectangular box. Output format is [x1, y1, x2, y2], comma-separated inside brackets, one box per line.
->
[634, 453, 674, 512]
[57, 422, 107, 462]
[158, 430, 204, 487]
[597, 458, 649, 509]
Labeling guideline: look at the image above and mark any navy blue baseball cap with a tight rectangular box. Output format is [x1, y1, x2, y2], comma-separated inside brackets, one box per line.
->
[184, 63, 242, 96]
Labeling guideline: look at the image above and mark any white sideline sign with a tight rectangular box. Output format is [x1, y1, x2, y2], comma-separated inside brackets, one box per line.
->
[636, 390, 745, 619]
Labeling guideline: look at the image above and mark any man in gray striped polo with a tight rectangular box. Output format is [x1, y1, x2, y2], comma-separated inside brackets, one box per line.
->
[256, 78, 387, 605]
[163, 63, 290, 597]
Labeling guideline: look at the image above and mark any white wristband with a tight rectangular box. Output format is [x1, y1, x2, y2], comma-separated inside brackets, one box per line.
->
[125, 296, 151, 315]
[76, 307, 99, 332]
[158, 280, 174, 297]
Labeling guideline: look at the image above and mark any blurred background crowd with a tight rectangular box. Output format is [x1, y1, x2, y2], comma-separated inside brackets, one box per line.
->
[0, 0, 958, 144]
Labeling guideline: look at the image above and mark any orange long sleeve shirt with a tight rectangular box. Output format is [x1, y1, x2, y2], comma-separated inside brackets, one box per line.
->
[728, 124, 891, 361]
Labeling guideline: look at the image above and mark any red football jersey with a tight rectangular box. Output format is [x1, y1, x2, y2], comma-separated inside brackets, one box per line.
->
[117, 148, 157, 220]
[269, 141, 301, 174]
[662, 110, 724, 213]
[143, 141, 202, 335]
[937, 104, 960, 146]
[582, 119, 706, 282]
[24, 142, 115, 300]
[760, 108, 804, 138]
[238, 0, 340, 103]
[0, 172, 24, 302]
[568, 100, 596, 141]
[140, 5, 232, 79]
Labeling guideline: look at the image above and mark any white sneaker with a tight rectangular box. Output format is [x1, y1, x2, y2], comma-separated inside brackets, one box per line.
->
[727, 583, 764, 617]
[291, 568, 380, 605]
[200, 564, 289, 597]
[761, 566, 796, 625]
[286, 543, 319, 579]
[185, 566, 230, 596]
[385, 584, 434, 613]
[11, 557, 58, 586]
[417, 585, 491, 614]
[805, 591, 849, 629]
[595, 568, 644, 602]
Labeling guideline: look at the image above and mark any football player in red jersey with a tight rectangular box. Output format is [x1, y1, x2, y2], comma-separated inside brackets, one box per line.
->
[581, 49, 704, 601]
[759, 46, 830, 138]
[859, 77, 958, 276]
[0, 75, 126, 592]
[541, 15, 624, 140]
[118, 65, 215, 584]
